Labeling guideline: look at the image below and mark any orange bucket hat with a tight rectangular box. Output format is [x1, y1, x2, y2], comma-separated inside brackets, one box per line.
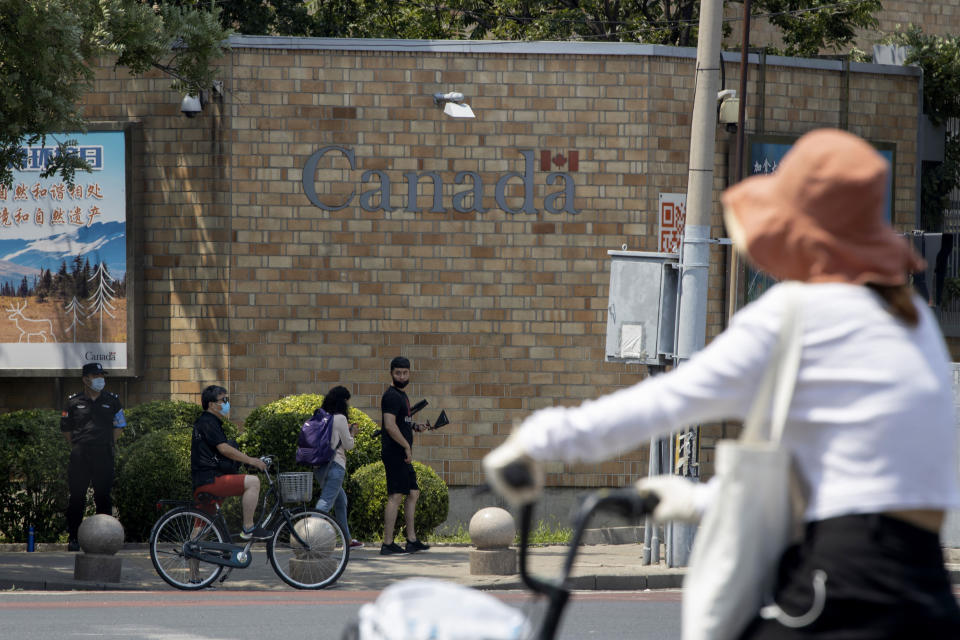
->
[720, 128, 924, 285]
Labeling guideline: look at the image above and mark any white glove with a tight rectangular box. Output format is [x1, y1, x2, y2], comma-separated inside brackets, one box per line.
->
[483, 433, 544, 507]
[635, 475, 714, 523]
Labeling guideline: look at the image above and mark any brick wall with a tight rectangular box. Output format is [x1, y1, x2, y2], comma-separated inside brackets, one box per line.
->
[0, 40, 920, 489]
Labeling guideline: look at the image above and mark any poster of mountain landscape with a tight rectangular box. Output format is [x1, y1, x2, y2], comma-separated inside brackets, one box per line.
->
[0, 131, 127, 371]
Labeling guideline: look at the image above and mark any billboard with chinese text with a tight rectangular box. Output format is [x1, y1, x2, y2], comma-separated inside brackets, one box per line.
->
[739, 133, 896, 306]
[0, 130, 132, 374]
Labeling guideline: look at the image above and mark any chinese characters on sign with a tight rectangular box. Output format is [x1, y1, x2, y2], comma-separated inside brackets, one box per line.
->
[659, 193, 686, 254]
[0, 131, 128, 372]
[0, 182, 105, 229]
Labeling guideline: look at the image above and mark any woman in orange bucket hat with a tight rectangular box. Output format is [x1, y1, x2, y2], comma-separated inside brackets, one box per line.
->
[485, 129, 960, 638]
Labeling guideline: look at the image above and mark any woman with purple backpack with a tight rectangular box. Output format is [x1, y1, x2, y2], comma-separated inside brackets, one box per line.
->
[312, 386, 364, 549]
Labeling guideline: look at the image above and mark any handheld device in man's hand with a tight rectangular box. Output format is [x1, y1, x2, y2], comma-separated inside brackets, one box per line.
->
[410, 399, 428, 415]
[430, 410, 449, 430]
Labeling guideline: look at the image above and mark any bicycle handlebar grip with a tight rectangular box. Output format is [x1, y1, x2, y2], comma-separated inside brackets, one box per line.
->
[501, 459, 536, 489]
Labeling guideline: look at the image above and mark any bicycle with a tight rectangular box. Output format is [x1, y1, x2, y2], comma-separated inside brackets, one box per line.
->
[149, 455, 350, 590]
[343, 479, 660, 640]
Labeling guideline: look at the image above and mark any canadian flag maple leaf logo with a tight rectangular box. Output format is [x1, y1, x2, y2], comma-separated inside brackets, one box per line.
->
[540, 150, 579, 172]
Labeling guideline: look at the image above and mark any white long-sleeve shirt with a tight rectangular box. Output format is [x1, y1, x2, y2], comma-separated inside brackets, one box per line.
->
[514, 282, 960, 522]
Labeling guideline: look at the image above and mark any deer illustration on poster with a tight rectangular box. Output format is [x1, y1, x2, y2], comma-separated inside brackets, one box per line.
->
[5, 301, 57, 343]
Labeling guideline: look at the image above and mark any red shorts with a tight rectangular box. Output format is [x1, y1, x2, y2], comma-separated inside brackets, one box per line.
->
[194, 474, 246, 513]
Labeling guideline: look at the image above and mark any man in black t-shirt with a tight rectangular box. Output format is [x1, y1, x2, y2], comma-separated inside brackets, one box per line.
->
[60, 362, 126, 551]
[191, 385, 270, 540]
[379, 356, 431, 555]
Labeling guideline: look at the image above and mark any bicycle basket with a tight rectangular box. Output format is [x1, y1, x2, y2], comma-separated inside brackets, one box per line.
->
[278, 472, 314, 503]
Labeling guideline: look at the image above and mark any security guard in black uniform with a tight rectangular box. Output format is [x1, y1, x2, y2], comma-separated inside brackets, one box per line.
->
[61, 362, 125, 551]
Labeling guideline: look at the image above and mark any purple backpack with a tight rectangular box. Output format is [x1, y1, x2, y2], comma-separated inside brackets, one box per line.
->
[296, 408, 336, 466]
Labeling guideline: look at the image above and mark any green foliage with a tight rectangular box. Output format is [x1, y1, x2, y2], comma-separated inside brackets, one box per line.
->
[119, 399, 203, 446]
[890, 26, 960, 126]
[114, 429, 193, 542]
[887, 27, 960, 231]
[0, 0, 231, 188]
[345, 408, 381, 474]
[347, 461, 449, 542]
[753, 0, 881, 58]
[431, 518, 571, 544]
[0, 409, 70, 543]
[239, 393, 380, 475]
[304, 0, 880, 53]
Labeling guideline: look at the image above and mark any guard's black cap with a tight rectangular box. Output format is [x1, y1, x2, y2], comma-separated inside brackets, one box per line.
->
[82, 362, 106, 376]
[390, 356, 410, 371]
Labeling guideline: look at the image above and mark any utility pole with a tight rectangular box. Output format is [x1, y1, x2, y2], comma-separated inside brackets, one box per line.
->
[669, 0, 725, 567]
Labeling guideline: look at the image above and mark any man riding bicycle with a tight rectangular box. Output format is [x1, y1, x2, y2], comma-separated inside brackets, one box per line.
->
[191, 385, 271, 540]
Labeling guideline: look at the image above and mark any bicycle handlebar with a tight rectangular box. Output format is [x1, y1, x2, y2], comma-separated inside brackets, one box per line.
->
[518, 486, 660, 640]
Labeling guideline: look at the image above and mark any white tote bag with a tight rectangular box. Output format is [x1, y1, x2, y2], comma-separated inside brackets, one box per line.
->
[681, 284, 807, 640]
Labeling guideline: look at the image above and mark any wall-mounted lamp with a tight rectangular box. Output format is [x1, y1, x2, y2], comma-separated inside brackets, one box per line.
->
[433, 91, 475, 119]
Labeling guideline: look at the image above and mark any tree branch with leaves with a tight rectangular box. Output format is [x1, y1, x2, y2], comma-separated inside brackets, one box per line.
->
[0, 0, 231, 189]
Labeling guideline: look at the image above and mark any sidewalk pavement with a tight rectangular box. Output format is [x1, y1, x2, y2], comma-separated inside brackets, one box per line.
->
[0, 541, 685, 592]
[2, 542, 959, 593]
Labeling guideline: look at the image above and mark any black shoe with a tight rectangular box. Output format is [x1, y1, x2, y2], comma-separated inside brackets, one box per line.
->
[380, 542, 408, 555]
[239, 525, 273, 540]
[67, 539, 80, 552]
[405, 539, 430, 553]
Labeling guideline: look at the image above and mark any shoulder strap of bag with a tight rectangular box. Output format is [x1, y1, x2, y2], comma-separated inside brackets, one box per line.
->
[741, 282, 804, 444]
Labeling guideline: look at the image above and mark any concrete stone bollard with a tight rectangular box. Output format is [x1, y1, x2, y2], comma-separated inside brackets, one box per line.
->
[468, 507, 517, 575]
[74, 514, 124, 583]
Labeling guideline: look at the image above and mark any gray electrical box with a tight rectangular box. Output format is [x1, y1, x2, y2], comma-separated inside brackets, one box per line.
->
[605, 251, 679, 366]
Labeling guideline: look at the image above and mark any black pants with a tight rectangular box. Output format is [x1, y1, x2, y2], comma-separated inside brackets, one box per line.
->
[66, 444, 115, 539]
[739, 514, 960, 639]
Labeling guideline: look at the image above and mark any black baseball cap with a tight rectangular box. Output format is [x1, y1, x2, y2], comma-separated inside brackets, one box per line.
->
[390, 356, 410, 370]
[82, 362, 107, 376]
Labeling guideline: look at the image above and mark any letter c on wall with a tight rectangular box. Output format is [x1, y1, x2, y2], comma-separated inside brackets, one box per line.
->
[303, 145, 355, 210]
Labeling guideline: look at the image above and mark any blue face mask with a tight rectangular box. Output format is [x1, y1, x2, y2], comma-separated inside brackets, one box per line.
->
[90, 377, 106, 392]
[219, 401, 230, 417]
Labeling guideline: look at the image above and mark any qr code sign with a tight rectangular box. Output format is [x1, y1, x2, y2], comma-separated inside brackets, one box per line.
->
[659, 194, 686, 253]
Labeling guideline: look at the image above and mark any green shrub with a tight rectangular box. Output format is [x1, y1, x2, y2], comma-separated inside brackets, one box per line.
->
[114, 429, 193, 542]
[114, 414, 241, 542]
[239, 392, 380, 478]
[118, 400, 239, 447]
[0, 409, 70, 543]
[239, 394, 324, 472]
[347, 460, 449, 542]
[118, 400, 203, 446]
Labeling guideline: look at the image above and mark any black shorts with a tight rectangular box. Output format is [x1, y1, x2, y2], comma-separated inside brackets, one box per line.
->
[738, 513, 960, 639]
[383, 454, 419, 495]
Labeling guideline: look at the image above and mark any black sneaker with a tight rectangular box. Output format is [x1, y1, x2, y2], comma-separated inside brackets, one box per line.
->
[380, 542, 408, 555]
[405, 539, 430, 553]
[67, 539, 80, 552]
[239, 525, 273, 540]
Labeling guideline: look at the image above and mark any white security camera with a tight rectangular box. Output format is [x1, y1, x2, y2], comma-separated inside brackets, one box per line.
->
[181, 94, 203, 118]
[716, 89, 737, 102]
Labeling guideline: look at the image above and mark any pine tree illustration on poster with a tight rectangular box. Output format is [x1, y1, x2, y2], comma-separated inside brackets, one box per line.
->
[86, 262, 116, 342]
[64, 296, 85, 343]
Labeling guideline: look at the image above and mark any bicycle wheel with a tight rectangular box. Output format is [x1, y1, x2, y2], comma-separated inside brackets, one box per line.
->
[268, 508, 349, 589]
[150, 507, 227, 590]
